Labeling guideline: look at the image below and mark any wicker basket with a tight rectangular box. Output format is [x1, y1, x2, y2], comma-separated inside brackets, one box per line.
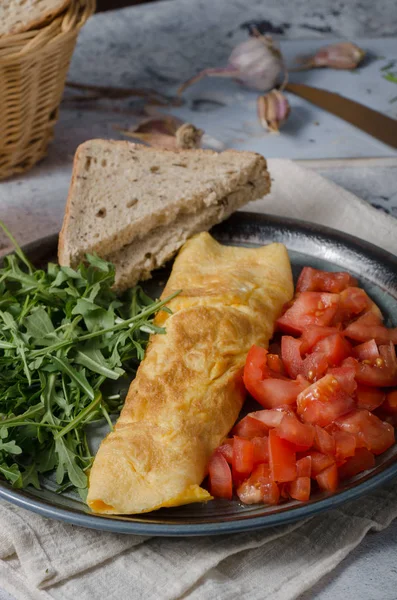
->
[0, 0, 95, 180]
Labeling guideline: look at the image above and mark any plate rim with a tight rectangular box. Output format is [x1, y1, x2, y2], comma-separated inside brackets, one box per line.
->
[1, 211, 397, 536]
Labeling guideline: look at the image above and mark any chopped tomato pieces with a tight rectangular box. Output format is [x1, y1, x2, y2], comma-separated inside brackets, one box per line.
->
[345, 317, 397, 345]
[355, 384, 385, 411]
[313, 425, 336, 455]
[316, 463, 338, 492]
[217, 439, 233, 464]
[355, 343, 397, 387]
[276, 292, 340, 335]
[268, 429, 297, 482]
[289, 476, 311, 501]
[237, 464, 280, 505]
[281, 336, 303, 379]
[296, 455, 312, 477]
[233, 437, 254, 476]
[252, 436, 269, 465]
[249, 408, 286, 428]
[304, 451, 335, 477]
[267, 353, 286, 375]
[352, 339, 380, 362]
[300, 325, 340, 355]
[338, 448, 376, 479]
[296, 267, 357, 294]
[333, 430, 356, 462]
[208, 451, 233, 499]
[327, 363, 357, 395]
[336, 409, 395, 455]
[382, 390, 397, 414]
[276, 413, 315, 450]
[313, 333, 352, 366]
[297, 374, 355, 427]
[233, 415, 268, 439]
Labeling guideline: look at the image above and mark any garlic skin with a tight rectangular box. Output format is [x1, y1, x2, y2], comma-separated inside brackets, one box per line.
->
[175, 123, 204, 149]
[114, 116, 203, 150]
[178, 34, 285, 95]
[299, 42, 365, 70]
[257, 89, 290, 133]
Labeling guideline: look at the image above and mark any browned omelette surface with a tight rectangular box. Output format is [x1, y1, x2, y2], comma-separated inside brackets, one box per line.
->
[87, 232, 293, 514]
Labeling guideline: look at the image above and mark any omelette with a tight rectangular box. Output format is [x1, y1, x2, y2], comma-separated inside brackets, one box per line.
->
[87, 232, 293, 514]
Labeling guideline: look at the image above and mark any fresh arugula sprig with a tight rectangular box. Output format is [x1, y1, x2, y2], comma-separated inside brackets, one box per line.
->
[0, 222, 178, 497]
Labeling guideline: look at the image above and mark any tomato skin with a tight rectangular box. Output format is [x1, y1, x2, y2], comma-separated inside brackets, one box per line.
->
[338, 448, 376, 479]
[336, 409, 395, 455]
[252, 436, 269, 465]
[297, 374, 355, 427]
[296, 267, 357, 294]
[289, 476, 311, 502]
[355, 384, 385, 411]
[276, 292, 340, 335]
[233, 415, 268, 439]
[208, 451, 233, 499]
[237, 464, 280, 505]
[316, 463, 339, 492]
[244, 345, 309, 408]
[276, 413, 315, 450]
[233, 437, 254, 477]
[313, 333, 352, 367]
[313, 425, 336, 455]
[355, 343, 397, 387]
[268, 429, 297, 483]
[352, 339, 380, 361]
[249, 408, 286, 428]
[296, 455, 312, 477]
[300, 325, 340, 355]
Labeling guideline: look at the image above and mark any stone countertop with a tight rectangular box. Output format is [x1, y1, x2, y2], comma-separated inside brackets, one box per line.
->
[0, 1, 397, 599]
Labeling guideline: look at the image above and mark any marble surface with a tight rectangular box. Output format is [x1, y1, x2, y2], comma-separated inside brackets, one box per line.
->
[1, 1, 397, 599]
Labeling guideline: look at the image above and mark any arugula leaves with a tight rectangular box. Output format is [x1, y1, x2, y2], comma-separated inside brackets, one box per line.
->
[0, 221, 177, 495]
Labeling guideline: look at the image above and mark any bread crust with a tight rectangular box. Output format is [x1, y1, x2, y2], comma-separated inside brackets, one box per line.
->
[0, 0, 71, 37]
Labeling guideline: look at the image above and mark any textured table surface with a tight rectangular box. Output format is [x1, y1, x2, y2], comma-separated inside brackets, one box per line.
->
[1, 0, 397, 598]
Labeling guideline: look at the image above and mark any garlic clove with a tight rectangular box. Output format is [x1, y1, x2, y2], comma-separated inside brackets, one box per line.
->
[257, 89, 290, 133]
[114, 118, 203, 150]
[298, 42, 365, 70]
[175, 123, 203, 149]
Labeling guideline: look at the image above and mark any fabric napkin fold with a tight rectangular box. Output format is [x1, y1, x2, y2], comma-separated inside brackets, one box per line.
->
[1, 159, 397, 600]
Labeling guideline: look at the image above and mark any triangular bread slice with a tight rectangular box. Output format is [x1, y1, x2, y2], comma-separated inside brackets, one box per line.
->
[58, 140, 270, 270]
[108, 174, 269, 290]
[0, 0, 70, 37]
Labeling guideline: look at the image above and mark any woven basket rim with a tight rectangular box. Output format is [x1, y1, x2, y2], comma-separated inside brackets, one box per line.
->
[0, 0, 95, 61]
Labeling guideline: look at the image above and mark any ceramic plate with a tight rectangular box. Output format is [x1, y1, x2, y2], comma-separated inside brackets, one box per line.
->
[1, 213, 397, 536]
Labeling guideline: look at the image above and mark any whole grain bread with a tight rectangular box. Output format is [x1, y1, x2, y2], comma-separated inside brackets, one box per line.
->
[58, 140, 270, 269]
[0, 0, 70, 37]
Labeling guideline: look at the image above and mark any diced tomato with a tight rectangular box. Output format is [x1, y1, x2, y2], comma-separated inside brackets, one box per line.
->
[281, 336, 303, 379]
[314, 425, 336, 455]
[233, 415, 268, 439]
[352, 339, 380, 362]
[249, 408, 290, 428]
[217, 439, 234, 464]
[296, 374, 355, 427]
[233, 437, 254, 477]
[300, 325, 340, 355]
[237, 464, 280, 505]
[303, 451, 335, 477]
[276, 292, 340, 335]
[289, 476, 311, 502]
[268, 429, 297, 482]
[296, 267, 358, 294]
[336, 409, 395, 455]
[382, 390, 397, 414]
[243, 345, 308, 408]
[296, 455, 312, 477]
[313, 333, 352, 366]
[252, 436, 269, 465]
[276, 413, 315, 450]
[345, 319, 397, 345]
[355, 343, 397, 387]
[328, 363, 357, 396]
[208, 451, 233, 499]
[302, 351, 329, 382]
[316, 463, 338, 492]
[355, 384, 385, 411]
[338, 448, 376, 479]
[333, 430, 356, 462]
[267, 353, 286, 375]
[336, 288, 381, 325]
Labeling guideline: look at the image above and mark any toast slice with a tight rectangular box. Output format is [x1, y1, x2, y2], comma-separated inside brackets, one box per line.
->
[109, 174, 269, 290]
[58, 140, 270, 270]
[0, 0, 70, 37]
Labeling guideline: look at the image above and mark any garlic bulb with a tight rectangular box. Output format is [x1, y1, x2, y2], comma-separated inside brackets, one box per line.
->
[257, 89, 290, 133]
[178, 33, 286, 95]
[297, 42, 365, 70]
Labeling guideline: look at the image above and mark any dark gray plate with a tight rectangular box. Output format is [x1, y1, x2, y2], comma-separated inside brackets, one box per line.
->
[1, 212, 397, 536]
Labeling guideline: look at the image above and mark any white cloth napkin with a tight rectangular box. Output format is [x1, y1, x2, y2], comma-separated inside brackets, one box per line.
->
[1, 159, 397, 600]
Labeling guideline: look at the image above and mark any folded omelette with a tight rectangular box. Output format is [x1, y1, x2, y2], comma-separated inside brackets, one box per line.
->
[87, 232, 293, 514]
